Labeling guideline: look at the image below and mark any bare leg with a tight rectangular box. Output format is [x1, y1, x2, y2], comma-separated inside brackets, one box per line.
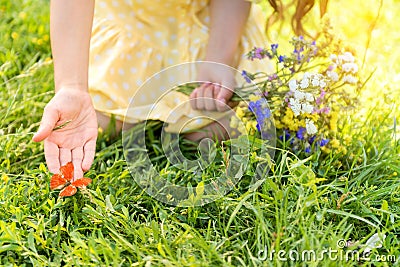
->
[97, 111, 235, 142]
[184, 116, 236, 142]
[96, 111, 134, 136]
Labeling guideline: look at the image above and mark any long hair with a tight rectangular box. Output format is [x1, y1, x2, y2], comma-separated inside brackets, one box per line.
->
[266, 0, 329, 37]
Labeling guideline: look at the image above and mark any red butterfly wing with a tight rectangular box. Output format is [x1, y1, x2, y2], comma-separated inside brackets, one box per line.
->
[50, 174, 68, 190]
[60, 162, 74, 181]
[71, 178, 92, 188]
[59, 185, 77, 197]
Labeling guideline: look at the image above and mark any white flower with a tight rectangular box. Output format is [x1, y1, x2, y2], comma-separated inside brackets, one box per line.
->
[312, 78, 320, 87]
[294, 90, 306, 100]
[341, 52, 355, 62]
[289, 98, 301, 116]
[290, 88, 315, 116]
[343, 74, 357, 84]
[303, 72, 312, 79]
[300, 78, 309, 89]
[288, 79, 298, 91]
[330, 54, 337, 61]
[319, 80, 327, 88]
[302, 103, 314, 114]
[304, 93, 314, 102]
[342, 62, 358, 73]
[306, 119, 318, 135]
[327, 71, 339, 82]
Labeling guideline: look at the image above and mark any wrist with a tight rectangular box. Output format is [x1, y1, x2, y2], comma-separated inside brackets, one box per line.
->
[204, 51, 236, 66]
[55, 82, 88, 93]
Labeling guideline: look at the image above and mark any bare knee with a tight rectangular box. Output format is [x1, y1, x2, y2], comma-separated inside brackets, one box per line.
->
[96, 111, 125, 136]
[184, 117, 234, 142]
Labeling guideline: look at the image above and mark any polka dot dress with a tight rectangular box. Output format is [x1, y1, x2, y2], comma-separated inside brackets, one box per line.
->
[88, 0, 272, 132]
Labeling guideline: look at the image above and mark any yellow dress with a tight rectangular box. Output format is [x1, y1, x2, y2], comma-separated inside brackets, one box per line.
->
[89, 0, 272, 132]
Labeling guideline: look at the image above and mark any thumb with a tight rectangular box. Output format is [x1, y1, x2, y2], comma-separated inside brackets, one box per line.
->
[216, 85, 234, 111]
[32, 106, 59, 142]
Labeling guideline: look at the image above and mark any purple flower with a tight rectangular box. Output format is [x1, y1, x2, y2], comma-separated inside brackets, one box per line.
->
[320, 107, 330, 114]
[305, 147, 311, 153]
[254, 47, 264, 59]
[309, 135, 316, 144]
[271, 44, 278, 54]
[319, 138, 329, 147]
[249, 98, 271, 138]
[241, 70, 252, 83]
[268, 73, 278, 81]
[296, 127, 306, 140]
[279, 130, 291, 141]
[278, 55, 286, 63]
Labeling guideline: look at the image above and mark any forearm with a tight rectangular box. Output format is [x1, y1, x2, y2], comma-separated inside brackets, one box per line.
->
[50, 0, 95, 92]
[205, 0, 251, 65]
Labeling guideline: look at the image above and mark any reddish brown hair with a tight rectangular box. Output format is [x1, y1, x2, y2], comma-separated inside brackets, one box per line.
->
[266, 0, 329, 37]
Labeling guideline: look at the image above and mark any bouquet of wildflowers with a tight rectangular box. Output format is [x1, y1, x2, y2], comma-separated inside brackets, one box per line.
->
[178, 23, 363, 156]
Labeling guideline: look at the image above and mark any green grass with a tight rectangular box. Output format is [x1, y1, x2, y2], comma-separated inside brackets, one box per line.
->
[0, 0, 399, 266]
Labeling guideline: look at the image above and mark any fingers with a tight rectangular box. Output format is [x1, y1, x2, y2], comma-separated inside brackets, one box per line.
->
[59, 148, 72, 167]
[204, 84, 216, 111]
[72, 147, 84, 180]
[216, 85, 234, 111]
[32, 106, 59, 142]
[191, 83, 224, 111]
[82, 139, 96, 171]
[191, 83, 209, 110]
[189, 87, 198, 110]
[44, 140, 60, 174]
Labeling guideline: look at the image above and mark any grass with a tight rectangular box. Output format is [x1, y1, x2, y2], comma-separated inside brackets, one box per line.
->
[0, 0, 399, 266]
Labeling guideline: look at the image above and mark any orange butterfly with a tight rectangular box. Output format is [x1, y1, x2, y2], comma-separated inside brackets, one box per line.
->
[50, 162, 92, 197]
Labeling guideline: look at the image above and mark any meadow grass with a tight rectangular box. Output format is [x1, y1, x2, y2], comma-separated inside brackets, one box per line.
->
[0, 0, 399, 266]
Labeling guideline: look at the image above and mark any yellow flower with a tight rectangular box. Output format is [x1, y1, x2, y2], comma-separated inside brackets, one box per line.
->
[235, 106, 245, 118]
[246, 121, 253, 133]
[275, 120, 284, 129]
[43, 34, 49, 41]
[305, 113, 319, 122]
[237, 123, 246, 135]
[230, 117, 239, 129]
[252, 121, 258, 131]
[11, 32, 19, 40]
[1, 174, 8, 183]
[285, 107, 294, 119]
[329, 112, 338, 132]
[321, 146, 331, 154]
[37, 39, 44, 45]
[249, 94, 261, 102]
[330, 138, 340, 148]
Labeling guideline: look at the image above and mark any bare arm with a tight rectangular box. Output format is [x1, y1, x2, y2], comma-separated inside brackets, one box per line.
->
[50, 0, 95, 91]
[33, 0, 97, 179]
[205, 0, 251, 65]
[190, 0, 251, 111]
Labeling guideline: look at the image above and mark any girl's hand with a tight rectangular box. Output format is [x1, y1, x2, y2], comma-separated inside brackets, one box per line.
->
[189, 65, 237, 112]
[32, 88, 98, 180]
[189, 0, 250, 112]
